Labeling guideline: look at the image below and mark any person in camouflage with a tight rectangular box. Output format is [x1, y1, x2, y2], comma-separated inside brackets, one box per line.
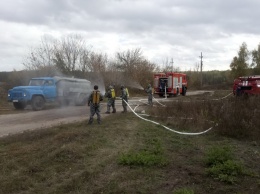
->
[88, 85, 103, 124]
[120, 85, 128, 113]
[105, 85, 116, 114]
[145, 84, 153, 106]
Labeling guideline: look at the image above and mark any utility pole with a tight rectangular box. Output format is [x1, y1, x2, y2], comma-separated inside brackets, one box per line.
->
[170, 58, 174, 72]
[199, 52, 203, 88]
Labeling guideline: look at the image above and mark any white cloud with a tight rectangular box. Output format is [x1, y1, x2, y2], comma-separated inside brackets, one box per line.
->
[0, 0, 260, 72]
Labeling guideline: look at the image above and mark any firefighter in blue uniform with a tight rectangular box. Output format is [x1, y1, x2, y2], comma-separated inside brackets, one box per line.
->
[120, 85, 128, 113]
[146, 84, 153, 106]
[105, 85, 116, 114]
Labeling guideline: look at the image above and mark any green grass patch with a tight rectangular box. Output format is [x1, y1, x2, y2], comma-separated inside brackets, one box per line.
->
[205, 146, 245, 184]
[174, 188, 195, 194]
[118, 138, 168, 167]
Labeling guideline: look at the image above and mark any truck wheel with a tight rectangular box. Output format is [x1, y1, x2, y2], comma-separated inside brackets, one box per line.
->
[75, 93, 86, 106]
[13, 102, 27, 110]
[32, 96, 45, 111]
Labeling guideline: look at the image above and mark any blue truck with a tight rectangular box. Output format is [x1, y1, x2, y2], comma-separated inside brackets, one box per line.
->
[8, 76, 92, 111]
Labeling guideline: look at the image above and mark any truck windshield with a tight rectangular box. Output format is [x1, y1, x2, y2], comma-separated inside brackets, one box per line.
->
[29, 79, 45, 86]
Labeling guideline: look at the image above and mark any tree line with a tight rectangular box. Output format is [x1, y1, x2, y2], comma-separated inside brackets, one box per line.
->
[230, 42, 260, 78]
[1, 35, 260, 91]
[21, 34, 159, 90]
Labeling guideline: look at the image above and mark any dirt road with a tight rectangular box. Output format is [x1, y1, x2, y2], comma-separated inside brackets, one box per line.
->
[0, 100, 135, 138]
[0, 91, 213, 138]
[0, 105, 88, 137]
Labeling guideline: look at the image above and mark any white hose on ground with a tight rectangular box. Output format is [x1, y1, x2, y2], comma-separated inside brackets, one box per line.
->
[211, 92, 233, 100]
[121, 92, 231, 135]
[124, 99, 216, 136]
[152, 96, 166, 106]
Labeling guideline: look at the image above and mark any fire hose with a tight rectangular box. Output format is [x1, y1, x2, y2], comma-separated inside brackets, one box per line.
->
[123, 99, 217, 136]
[120, 92, 232, 135]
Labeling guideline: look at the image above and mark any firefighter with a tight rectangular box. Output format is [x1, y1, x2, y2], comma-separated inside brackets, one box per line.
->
[87, 85, 103, 124]
[125, 87, 129, 98]
[145, 83, 153, 106]
[105, 85, 116, 114]
[120, 85, 128, 113]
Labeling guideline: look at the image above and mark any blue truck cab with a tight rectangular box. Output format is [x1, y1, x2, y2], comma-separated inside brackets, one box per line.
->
[8, 76, 91, 111]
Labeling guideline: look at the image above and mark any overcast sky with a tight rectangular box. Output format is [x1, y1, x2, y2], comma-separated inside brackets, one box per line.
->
[1, 0, 260, 72]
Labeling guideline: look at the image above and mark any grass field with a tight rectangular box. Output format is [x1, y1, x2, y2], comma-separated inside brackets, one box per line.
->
[0, 94, 260, 193]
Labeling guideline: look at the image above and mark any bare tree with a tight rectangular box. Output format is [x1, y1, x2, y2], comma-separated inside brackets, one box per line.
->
[135, 60, 157, 88]
[89, 52, 107, 72]
[116, 48, 144, 76]
[159, 57, 180, 72]
[23, 36, 57, 75]
[23, 34, 98, 76]
[115, 48, 157, 87]
[53, 34, 86, 74]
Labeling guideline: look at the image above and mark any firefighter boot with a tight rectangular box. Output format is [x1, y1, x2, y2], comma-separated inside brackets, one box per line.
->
[112, 108, 116, 113]
[105, 105, 110, 114]
[121, 108, 127, 113]
[88, 118, 93, 125]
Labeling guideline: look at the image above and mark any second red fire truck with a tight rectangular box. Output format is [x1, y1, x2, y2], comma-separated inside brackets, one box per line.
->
[153, 72, 188, 97]
[233, 75, 260, 96]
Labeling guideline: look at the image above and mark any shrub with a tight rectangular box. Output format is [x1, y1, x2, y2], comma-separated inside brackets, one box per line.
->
[150, 92, 260, 141]
[206, 160, 244, 184]
[216, 96, 260, 140]
[205, 146, 245, 184]
[205, 146, 234, 166]
[118, 138, 168, 167]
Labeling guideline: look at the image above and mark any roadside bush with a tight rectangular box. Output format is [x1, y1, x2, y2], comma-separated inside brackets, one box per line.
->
[149, 98, 221, 133]
[217, 96, 260, 140]
[0, 86, 6, 100]
[150, 92, 260, 141]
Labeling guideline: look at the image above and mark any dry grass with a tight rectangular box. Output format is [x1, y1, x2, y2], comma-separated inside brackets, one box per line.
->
[150, 91, 260, 141]
[0, 91, 260, 194]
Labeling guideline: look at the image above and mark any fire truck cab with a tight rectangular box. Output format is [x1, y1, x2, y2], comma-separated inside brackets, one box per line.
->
[233, 75, 260, 96]
[153, 72, 187, 97]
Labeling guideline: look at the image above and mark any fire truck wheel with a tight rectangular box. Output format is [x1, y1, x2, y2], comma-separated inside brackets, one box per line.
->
[32, 96, 45, 111]
[242, 92, 249, 99]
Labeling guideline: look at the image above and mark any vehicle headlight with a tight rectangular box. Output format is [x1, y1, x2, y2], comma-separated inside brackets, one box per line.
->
[8, 93, 10, 97]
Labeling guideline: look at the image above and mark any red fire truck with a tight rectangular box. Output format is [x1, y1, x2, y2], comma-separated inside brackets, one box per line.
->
[233, 75, 260, 96]
[153, 72, 188, 97]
